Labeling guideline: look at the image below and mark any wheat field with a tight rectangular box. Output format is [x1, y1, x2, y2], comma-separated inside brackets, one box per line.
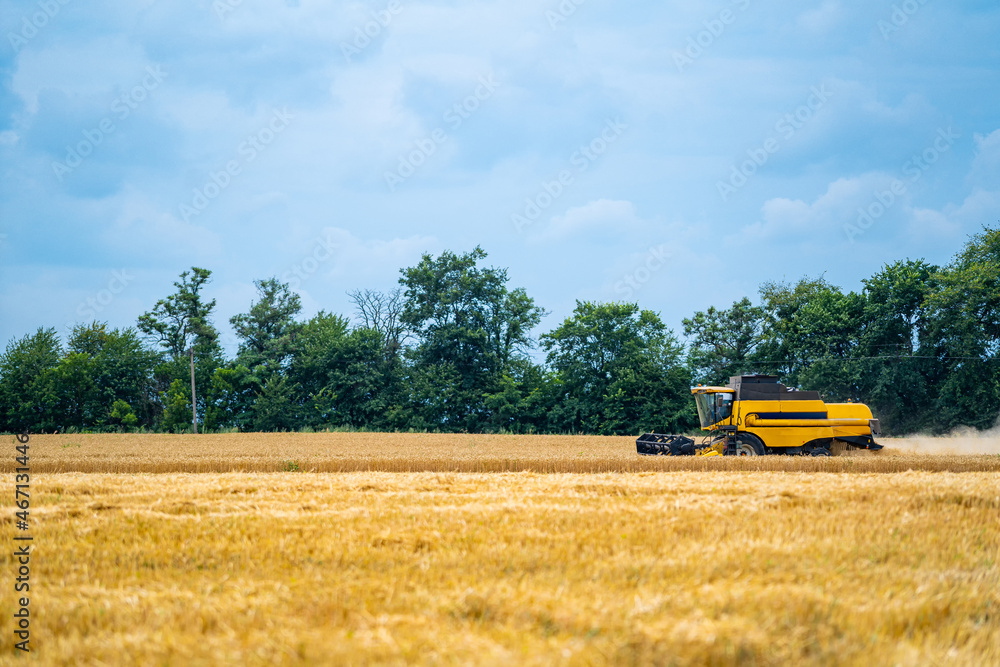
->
[3, 432, 999, 473]
[2, 433, 999, 665]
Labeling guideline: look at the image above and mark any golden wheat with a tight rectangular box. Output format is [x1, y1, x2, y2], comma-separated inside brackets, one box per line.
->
[1, 470, 998, 666]
[2, 433, 999, 474]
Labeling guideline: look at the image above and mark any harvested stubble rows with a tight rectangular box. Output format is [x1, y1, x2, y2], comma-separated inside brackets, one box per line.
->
[3, 432, 1000, 473]
[1, 471, 998, 665]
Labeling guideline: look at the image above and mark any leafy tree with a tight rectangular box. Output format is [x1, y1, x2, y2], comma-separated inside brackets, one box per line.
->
[683, 297, 765, 385]
[791, 288, 867, 400]
[0, 325, 157, 433]
[200, 277, 305, 431]
[861, 260, 938, 356]
[399, 247, 544, 430]
[0, 328, 62, 432]
[482, 360, 554, 434]
[320, 327, 401, 429]
[854, 259, 939, 433]
[923, 226, 1000, 430]
[230, 277, 302, 376]
[934, 225, 1000, 342]
[287, 312, 403, 430]
[138, 268, 223, 429]
[744, 278, 870, 400]
[396, 361, 468, 432]
[287, 311, 350, 429]
[203, 364, 260, 432]
[756, 276, 845, 385]
[542, 301, 694, 434]
[252, 375, 301, 432]
[9, 233, 1000, 436]
[160, 379, 193, 433]
[65, 323, 159, 429]
[108, 399, 139, 431]
[138, 268, 219, 360]
[45, 352, 96, 430]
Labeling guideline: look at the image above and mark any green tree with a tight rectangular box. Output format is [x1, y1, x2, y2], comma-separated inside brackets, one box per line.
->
[541, 301, 694, 435]
[683, 297, 766, 385]
[207, 277, 304, 431]
[923, 226, 1000, 430]
[203, 364, 259, 432]
[137, 267, 223, 430]
[108, 399, 139, 431]
[854, 259, 939, 433]
[160, 379, 193, 433]
[756, 276, 846, 385]
[319, 327, 400, 429]
[399, 247, 544, 430]
[138, 268, 219, 360]
[791, 288, 867, 400]
[251, 375, 301, 432]
[482, 360, 555, 434]
[230, 277, 302, 376]
[65, 323, 159, 430]
[287, 312, 403, 430]
[45, 352, 96, 430]
[287, 311, 350, 429]
[0, 328, 62, 432]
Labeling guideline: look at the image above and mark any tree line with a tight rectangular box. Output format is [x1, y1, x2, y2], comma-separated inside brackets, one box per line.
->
[3, 228, 1000, 436]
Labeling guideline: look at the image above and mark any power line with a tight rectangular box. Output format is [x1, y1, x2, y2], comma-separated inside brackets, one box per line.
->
[744, 354, 999, 364]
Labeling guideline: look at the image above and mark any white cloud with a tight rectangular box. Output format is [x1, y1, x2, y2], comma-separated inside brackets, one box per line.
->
[315, 226, 439, 280]
[11, 37, 150, 113]
[102, 187, 224, 264]
[739, 169, 999, 252]
[970, 128, 1000, 185]
[797, 1, 843, 33]
[531, 199, 638, 243]
[741, 173, 899, 240]
[899, 187, 1000, 244]
[284, 226, 439, 314]
[926, 188, 1000, 235]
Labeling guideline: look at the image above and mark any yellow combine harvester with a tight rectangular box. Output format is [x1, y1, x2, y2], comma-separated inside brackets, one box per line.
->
[636, 374, 883, 457]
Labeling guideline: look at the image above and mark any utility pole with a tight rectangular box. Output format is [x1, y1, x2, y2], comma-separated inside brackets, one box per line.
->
[189, 346, 198, 434]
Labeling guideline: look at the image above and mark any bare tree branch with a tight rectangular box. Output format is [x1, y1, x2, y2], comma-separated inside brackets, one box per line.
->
[348, 288, 407, 358]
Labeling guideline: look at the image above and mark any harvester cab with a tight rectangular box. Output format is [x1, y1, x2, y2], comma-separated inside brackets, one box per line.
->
[693, 388, 735, 430]
[636, 375, 883, 457]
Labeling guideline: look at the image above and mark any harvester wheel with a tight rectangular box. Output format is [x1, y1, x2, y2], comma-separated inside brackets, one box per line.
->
[733, 433, 765, 456]
[810, 447, 832, 457]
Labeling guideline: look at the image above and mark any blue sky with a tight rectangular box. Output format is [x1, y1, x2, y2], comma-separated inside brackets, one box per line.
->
[2, 0, 999, 355]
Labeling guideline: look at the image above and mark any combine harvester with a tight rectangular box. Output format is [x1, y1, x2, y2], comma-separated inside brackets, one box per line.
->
[637, 374, 883, 457]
